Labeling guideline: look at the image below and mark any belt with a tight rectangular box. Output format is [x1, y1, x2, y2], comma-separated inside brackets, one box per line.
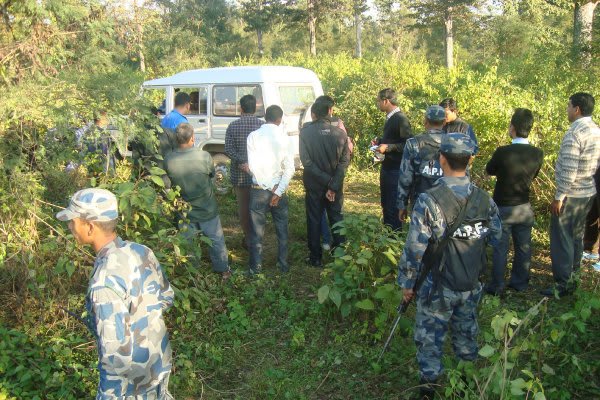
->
[251, 185, 267, 190]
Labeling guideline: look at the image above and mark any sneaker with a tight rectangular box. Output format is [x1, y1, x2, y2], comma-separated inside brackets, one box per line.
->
[582, 251, 599, 261]
[593, 261, 600, 272]
[322, 243, 331, 251]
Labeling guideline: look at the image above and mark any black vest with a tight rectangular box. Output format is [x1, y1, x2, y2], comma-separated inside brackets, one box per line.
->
[427, 184, 491, 292]
[414, 133, 444, 201]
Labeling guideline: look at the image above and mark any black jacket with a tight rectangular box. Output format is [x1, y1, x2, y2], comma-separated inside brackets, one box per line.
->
[379, 111, 412, 170]
[300, 119, 350, 192]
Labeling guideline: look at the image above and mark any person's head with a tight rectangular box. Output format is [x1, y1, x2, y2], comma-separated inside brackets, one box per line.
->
[377, 88, 398, 112]
[311, 100, 331, 120]
[175, 123, 194, 147]
[439, 133, 475, 175]
[424, 105, 446, 129]
[439, 98, 458, 123]
[174, 92, 191, 114]
[567, 92, 595, 122]
[94, 110, 109, 128]
[314, 95, 335, 116]
[56, 188, 119, 249]
[240, 94, 257, 114]
[265, 105, 283, 125]
[509, 108, 534, 138]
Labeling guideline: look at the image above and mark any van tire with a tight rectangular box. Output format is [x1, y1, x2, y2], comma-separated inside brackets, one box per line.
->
[212, 153, 231, 195]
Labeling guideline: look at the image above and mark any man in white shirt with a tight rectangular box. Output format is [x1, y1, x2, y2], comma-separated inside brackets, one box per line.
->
[247, 105, 295, 274]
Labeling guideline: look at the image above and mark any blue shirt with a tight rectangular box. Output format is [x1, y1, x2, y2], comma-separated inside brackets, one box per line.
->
[160, 109, 188, 130]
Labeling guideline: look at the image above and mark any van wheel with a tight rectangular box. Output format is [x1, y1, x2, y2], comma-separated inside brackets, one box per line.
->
[212, 153, 231, 195]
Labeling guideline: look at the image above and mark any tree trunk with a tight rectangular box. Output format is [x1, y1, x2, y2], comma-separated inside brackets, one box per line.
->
[308, 0, 317, 56]
[444, 6, 454, 69]
[354, 10, 362, 58]
[134, 3, 146, 73]
[573, 1, 598, 65]
[257, 28, 264, 57]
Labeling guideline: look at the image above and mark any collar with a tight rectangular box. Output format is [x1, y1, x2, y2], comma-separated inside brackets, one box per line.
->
[386, 107, 400, 120]
[97, 236, 123, 257]
[441, 175, 470, 185]
[571, 116, 593, 128]
[511, 137, 529, 144]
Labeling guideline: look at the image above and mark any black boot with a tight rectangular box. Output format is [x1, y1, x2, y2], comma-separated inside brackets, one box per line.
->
[419, 378, 437, 400]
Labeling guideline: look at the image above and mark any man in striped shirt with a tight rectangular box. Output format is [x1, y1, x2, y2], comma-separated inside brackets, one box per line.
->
[542, 92, 600, 298]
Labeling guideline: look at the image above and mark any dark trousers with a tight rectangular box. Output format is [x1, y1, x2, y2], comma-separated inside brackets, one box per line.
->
[234, 186, 251, 242]
[583, 194, 599, 254]
[249, 188, 289, 272]
[305, 187, 345, 262]
[489, 203, 534, 291]
[380, 167, 402, 231]
[550, 196, 594, 289]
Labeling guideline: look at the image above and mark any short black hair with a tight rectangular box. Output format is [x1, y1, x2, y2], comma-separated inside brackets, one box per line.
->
[240, 94, 257, 114]
[265, 105, 283, 123]
[315, 95, 335, 110]
[174, 92, 191, 107]
[510, 108, 534, 138]
[439, 98, 458, 111]
[569, 92, 595, 116]
[378, 88, 398, 106]
[440, 152, 470, 171]
[175, 123, 194, 145]
[311, 100, 330, 119]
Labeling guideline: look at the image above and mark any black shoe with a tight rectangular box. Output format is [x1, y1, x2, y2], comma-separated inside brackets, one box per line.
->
[305, 257, 323, 268]
[506, 283, 527, 292]
[484, 285, 502, 296]
[540, 286, 572, 298]
[418, 378, 437, 400]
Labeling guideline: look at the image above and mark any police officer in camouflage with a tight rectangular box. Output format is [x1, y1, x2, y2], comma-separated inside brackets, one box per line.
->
[397, 105, 448, 223]
[57, 188, 174, 400]
[397, 134, 501, 399]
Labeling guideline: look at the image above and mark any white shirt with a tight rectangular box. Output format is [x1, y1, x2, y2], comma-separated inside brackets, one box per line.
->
[247, 123, 295, 197]
[511, 137, 529, 144]
[386, 107, 400, 120]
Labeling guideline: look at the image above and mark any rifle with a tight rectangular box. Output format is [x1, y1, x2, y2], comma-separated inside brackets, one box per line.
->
[377, 186, 474, 363]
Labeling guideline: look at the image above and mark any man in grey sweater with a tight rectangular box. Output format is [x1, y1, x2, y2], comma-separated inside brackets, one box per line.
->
[542, 92, 600, 297]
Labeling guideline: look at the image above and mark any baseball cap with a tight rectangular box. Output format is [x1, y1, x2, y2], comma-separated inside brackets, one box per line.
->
[56, 188, 119, 222]
[440, 133, 475, 156]
[425, 105, 446, 122]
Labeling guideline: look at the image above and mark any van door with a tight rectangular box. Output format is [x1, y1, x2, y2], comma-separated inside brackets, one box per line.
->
[172, 86, 209, 145]
[211, 84, 265, 140]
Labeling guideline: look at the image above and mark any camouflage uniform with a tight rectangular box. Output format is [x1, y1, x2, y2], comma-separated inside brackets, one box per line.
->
[397, 135, 502, 384]
[57, 189, 174, 399]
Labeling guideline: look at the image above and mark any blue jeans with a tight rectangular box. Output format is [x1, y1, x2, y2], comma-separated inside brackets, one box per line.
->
[489, 203, 534, 291]
[180, 216, 229, 273]
[550, 196, 594, 289]
[380, 167, 402, 231]
[321, 211, 332, 245]
[249, 188, 289, 272]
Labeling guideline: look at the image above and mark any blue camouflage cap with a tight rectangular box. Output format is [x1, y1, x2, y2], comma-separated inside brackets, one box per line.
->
[440, 133, 475, 156]
[425, 105, 446, 122]
[56, 188, 119, 222]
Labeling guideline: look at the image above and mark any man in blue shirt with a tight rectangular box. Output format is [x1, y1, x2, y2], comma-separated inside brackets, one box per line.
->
[161, 92, 191, 130]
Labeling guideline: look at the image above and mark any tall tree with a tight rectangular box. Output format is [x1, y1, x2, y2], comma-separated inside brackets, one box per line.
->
[573, 0, 598, 64]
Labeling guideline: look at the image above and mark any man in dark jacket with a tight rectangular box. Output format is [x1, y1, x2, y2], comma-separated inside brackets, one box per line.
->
[439, 98, 479, 154]
[300, 101, 350, 267]
[373, 88, 412, 231]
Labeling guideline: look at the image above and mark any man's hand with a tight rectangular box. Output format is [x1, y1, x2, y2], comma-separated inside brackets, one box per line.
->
[399, 209, 408, 222]
[240, 163, 250, 173]
[270, 194, 281, 207]
[402, 288, 414, 304]
[377, 144, 388, 154]
[550, 199, 563, 216]
[326, 189, 336, 202]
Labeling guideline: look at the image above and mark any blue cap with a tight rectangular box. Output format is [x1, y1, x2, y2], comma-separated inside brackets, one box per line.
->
[425, 105, 446, 122]
[440, 133, 475, 156]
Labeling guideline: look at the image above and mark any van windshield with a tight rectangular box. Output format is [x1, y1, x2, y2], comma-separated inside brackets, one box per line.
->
[279, 86, 315, 115]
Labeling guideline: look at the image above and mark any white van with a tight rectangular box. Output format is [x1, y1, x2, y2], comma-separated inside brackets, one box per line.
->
[142, 66, 324, 191]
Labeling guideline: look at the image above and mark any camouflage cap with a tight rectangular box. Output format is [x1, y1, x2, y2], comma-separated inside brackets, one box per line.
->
[440, 132, 475, 156]
[56, 188, 118, 222]
[425, 105, 446, 122]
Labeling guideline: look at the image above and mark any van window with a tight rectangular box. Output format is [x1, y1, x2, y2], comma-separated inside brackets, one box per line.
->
[173, 87, 207, 115]
[278, 86, 315, 115]
[213, 85, 264, 117]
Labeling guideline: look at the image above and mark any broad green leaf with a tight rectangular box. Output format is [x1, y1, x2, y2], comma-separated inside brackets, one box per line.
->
[329, 288, 342, 308]
[478, 344, 495, 358]
[533, 392, 546, 400]
[149, 175, 165, 187]
[510, 378, 526, 395]
[65, 262, 76, 278]
[317, 285, 330, 304]
[355, 299, 375, 310]
[542, 364, 555, 375]
[149, 166, 167, 176]
[356, 257, 368, 265]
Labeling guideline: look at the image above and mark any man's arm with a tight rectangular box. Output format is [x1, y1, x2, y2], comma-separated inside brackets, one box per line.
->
[225, 123, 243, 164]
[487, 197, 502, 247]
[485, 148, 500, 176]
[148, 250, 174, 310]
[554, 133, 579, 201]
[299, 130, 332, 187]
[397, 139, 417, 211]
[467, 125, 479, 155]
[329, 132, 350, 192]
[273, 136, 295, 197]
